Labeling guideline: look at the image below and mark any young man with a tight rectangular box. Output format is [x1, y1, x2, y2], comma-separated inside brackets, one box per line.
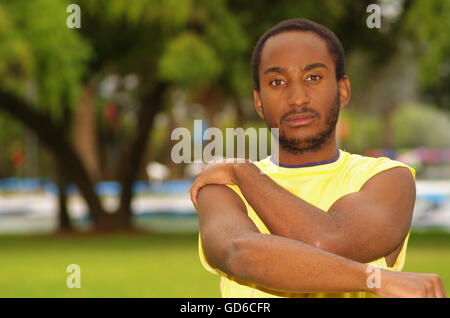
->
[191, 19, 446, 298]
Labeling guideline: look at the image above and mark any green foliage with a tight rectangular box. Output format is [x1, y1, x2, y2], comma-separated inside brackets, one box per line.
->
[201, 0, 250, 96]
[81, 0, 192, 27]
[1, 0, 448, 180]
[402, 0, 450, 111]
[0, 0, 92, 118]
[341, 104, 450, 153]
[0, 5, 33, 84]
[78, 0, 250, 95]
[340, 110, 384, 154]
[159, 32, 223, 88]
[0, 113, 26, 176]
[404, 0, 450, 87]
[157, 0, 250, 94]
[392, 103, 450, 148]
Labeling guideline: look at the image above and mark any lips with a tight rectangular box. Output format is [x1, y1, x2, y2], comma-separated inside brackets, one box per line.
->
[284, 113, 316, 127]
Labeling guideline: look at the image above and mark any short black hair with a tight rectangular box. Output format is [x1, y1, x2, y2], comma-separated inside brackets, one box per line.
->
[251, 19, 346, 91]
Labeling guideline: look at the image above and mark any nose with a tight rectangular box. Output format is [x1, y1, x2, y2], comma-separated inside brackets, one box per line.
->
[287, 81, 310, 108]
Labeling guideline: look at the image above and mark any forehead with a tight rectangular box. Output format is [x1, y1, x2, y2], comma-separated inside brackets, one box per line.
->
[260, 31, 335, 73]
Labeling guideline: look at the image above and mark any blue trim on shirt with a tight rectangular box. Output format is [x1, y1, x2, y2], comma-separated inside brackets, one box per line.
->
[270, 149, 340, 168]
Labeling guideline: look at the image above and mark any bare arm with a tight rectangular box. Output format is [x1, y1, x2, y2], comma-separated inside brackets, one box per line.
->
[198, 184, 371, 293]
[192, 161, 415, 264]
[197, 184, 447, 297]
[231, 163, 415, 263]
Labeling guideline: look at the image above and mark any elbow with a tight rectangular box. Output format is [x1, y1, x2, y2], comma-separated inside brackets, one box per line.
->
[225, 236, 255, 280]
[312, 234, 340, 255]
[313, 236, 363, 262]
[313, 238, 331, 251]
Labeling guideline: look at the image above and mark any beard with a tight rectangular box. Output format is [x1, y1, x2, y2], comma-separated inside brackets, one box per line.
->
[265, 91, 341, 154]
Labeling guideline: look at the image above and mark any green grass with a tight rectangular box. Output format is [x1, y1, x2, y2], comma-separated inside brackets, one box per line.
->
[0, 230, 448, 297]
[0, 232, 220, 298]
[403, 231, 450, 290]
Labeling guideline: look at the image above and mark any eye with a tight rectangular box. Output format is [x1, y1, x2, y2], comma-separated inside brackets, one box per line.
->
[269, 79, 286, 88]
[305, 74, 322, 84]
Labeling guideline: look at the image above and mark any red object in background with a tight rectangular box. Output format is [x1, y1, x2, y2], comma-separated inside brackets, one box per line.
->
[11, 149, 26, 167]
[103, 102, 118, 129]
[364, 147, 450, 164]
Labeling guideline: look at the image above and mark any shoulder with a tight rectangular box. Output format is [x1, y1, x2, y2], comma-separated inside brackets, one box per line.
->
[343, 152, 416, 193]
[335, 150, 415, 194]
[343, 150, 415, 179]
[360, 164, 415, 193]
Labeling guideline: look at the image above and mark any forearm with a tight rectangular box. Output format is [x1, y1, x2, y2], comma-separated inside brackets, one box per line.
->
[227, 231, 373, 294]
[233, 163, 337, 246]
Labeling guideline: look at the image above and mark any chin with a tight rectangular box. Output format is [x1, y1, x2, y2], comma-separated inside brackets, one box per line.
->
[283, 130, 319, 141]
[280, 128, 333, 151]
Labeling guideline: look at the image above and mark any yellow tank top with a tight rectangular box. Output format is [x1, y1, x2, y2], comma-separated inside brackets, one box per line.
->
[198, 149, 416, 298]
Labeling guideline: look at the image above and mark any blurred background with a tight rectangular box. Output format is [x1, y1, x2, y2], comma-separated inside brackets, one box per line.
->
[0, 0, 449, 297]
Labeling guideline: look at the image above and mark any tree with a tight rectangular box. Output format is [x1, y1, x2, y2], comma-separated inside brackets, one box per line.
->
[1, 0, 447, 232]
[0, 0, 94, 231]
[0, 0, 249, 232]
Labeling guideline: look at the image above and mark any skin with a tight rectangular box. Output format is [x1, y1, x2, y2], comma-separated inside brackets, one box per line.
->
[198, 184, 446, 297]
[255, 31, 349, 165]
[193, 31, 446, 297]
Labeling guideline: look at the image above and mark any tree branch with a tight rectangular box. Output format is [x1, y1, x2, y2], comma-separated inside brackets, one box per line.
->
[0, 87, 106, 227]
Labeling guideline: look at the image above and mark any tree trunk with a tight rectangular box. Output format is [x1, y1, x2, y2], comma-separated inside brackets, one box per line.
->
[115, 83, 168, 229]
[201, 86, 222, 128]
[0, 84, 168, 233]
[0, 88, 107, 230]
[73, 84, 101, 183]
[56, 162, 72, 233]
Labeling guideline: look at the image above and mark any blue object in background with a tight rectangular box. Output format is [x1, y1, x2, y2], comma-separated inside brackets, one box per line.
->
[0, 178, 195, 195]
[148, 179, 194, 195]
[95, 182, 122, 196]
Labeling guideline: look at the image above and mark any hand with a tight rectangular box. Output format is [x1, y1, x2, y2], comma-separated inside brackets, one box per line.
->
[376, 269, 447, 298]
[190, 159, 247, 209]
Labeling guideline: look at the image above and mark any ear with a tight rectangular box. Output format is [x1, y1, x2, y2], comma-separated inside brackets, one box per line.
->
[337, 76, 351, 109]
[253, 89, 265, 119]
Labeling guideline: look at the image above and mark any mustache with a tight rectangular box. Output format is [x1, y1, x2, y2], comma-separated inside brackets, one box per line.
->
[280, 108, 321, 123]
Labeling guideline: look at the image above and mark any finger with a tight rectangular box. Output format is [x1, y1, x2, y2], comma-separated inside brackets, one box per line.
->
[189, 186, 195, 207]
[436, 276, 447, 298]
[192, 187, 199, 209]
[190, 181, 204, 209]
[427, 275, 443, 298]
[438, 277, 447, 298]
[189, 189, 195, 209]
[427, 280, 437, 298]
[436, 284, 445, 298]
[189, 179, 197, 199]
[431, 279, 443, 298]
[190, 181, 199, 208]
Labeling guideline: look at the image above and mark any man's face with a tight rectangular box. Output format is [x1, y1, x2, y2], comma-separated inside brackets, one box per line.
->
[254, 31, 349, 154]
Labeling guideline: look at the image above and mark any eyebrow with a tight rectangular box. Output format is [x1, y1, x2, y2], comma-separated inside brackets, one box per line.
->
[263, 62, 328, 75]
[302, 62, 328, 72]
[263, 66, 288, 75]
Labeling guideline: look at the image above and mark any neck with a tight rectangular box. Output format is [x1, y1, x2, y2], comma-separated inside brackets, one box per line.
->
[273, 136, 339, 167]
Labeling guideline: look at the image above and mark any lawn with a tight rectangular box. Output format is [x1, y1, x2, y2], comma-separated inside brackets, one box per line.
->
[0, 230, 448, 297]
[402, 231, 450, 290]
[0, 232, 220, 298]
